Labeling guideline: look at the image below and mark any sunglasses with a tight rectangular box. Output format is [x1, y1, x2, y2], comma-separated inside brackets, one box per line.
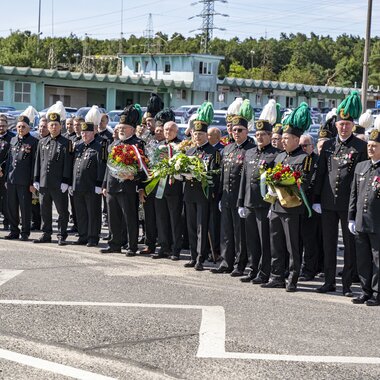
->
[232, 128, 245, 133]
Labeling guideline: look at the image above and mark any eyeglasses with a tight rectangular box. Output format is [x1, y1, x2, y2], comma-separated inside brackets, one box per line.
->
[300, 144, 312, 148]
[232, 128, 245, 133]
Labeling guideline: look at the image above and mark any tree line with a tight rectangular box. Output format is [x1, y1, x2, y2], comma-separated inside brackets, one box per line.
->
[1, 30, 379, 87]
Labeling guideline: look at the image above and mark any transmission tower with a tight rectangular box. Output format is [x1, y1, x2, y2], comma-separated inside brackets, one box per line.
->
[143, 13, 154, 54]
[189, 0, 229, 54]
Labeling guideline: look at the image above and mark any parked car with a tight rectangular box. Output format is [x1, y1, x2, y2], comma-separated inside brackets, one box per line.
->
[39, 106, 78, 119]
[107, 110, 122, 129]
[210, 110, 227, 128]
[174, 105, 200, 123]
[306, 124, 321, 144]
[76, 107, 107, 119]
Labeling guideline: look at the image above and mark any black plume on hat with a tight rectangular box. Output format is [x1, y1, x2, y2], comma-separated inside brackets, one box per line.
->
[155, 108, 175, 125]
[146, 93, 164, 118]
[119, 105, 140, 127]
[322, 114, 337, 138]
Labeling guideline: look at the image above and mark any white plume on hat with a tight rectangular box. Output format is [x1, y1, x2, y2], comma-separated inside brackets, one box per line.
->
[47, 100, 66, 121]
[227, 97, 243, 115]
[187, 113, 198, 130]
[358, 109, 374, 130]
[21, 106, 39, 124]
[259, 99, 277, 125]
[85, 105, 101, 126]
[374, 115, 380, 131]
[326, 108, 337, 121]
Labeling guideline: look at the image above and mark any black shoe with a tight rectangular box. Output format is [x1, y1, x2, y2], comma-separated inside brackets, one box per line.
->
[230, 269, 244, 277]
[102, 235, 111, 241]
[86, 242, 98, 247]
[100, 247, 121, 254]
[19, 235, 29, 241]
[30, 225, 40, 231]
[194, 262, 204, 271]
[152, 252, 169, 259]
[352, 295, 371, 304]
[184, 260, 196, 268]
[58, 238, 67, 246]
[316, 284, 336, 293]
[365, 298, 380, 306]
[139, 247, 155, 255]
[68, 226, 78, 234]
[343, 288, 353, 297]
[210, 266, 232, 274]
[240, 273, 256, 283]
[261, 280, 286, 288]
[72, 239, 88, 245]
[286, 283, 297, 292]
[251, 277, 268, 285]
[298, 274, 315, 281]
[352, 275, 360, 284]
[4, 233, 19, 240]
[33, 235, 52, 243]
[170, 255, 180, 261]
[3, 224, 9, 231]
[125, 250, 136, 257]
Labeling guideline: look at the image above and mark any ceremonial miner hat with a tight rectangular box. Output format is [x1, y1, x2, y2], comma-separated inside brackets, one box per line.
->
[119, 105, 140, 127]
[47, 112, 61, 123]
[255, 99, 277, 132]
[231, 99, 253, 129]
[85, 105, 102, 126]
[155, 108, 175, 126]
[282, 102, 312, 137]
[322, 108, 337, 138]
[370, 117, 380, 142]
[80, 122, 94, 132]
[134, 104, 143, 125]
[354, 109, 374, 135]
[21, 106, 38, 126]
[318, 127, 333, 140]
[336, 91, 362, 122]
[17, 115, 30, 125]
[193, 102, 214, 133]
[146, 93, 164, 119]
[47, 101, 66, 121]
[226, 97, 243, 123]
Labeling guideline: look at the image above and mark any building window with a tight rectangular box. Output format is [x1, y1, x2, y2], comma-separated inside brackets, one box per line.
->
[181, 89, 187, 100]
[0, 81, 4, 102]
[144, 60, 149, 73]
[286, 96, 294, 108]
[14, 82, 31, 103]
[134, 61, 141, 73]
[164, 62, 171, 74]
[199, 62, 212, 75]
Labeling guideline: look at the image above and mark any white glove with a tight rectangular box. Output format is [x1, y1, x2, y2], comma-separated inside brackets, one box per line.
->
[312, 203, 322, 214]
[267, 186, 277, 197]
[238, 207, 248, 218]
[68, 186, 73, 196]
[60, 183, 69, 193]
[33, 182, 40, 191]
[218, 201, 222, 212]
[348, 220, 358, 235]
[95, 186, 102, 194]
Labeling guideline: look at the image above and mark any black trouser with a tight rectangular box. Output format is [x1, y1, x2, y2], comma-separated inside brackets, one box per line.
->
[220, 205, 247, 271]
[355, 231, 380, 298]
[31, 195, 41, 228]
[301, 211, 324, 277]
[143, 192, 157, 250]
[269, 211, 301, 285]
[185, 201, 210, 262]
[246, 207, 271, 280]
[321, 210, 356, 290]
[107, 192, 138, 251]
[7, 183, 32, 236]
[0, 176, 9, 226]
[39, 187, 69, 239]
[155, 193, 183, 254]
[73, 191, 101, 243]
[208, 198, 221, 256]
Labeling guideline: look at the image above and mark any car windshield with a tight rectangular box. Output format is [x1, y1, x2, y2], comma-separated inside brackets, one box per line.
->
[210, 114, 226, 127]
[108, 111, 121, 122]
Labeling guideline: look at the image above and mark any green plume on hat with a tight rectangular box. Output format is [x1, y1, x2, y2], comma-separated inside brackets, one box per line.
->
[197, 101, 214, 125]
[134, 103, 143, 125]
[282, 102, 312, 132]
[336, 90, 362, 120]
[239, 99, 253, 121]
[276, 103, 282, 124]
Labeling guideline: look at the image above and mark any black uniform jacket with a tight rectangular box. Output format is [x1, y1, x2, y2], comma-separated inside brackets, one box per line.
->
[103, 135, 145, 194]
[349, 160, 380, 234]
[219, 139, 255, 208]
[314, 134, 367, 211]
[0, 130, 15, 168]
[238, 143, 279, 209]
[183, 142, 220, 203]
[72, 139, 106, 192]
[34, 133, 74, 189]
[6, 133, 38, 186]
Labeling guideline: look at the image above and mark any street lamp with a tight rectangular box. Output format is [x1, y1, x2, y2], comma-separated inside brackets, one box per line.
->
[250, 50, 255, 69]
[73, 53, 81, 70]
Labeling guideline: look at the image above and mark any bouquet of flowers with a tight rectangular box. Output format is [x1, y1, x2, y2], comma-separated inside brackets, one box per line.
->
[176, 139, 194, 152]
[220, 136, 232, 146]
[147, 143, 178, 168]
[260, 163, 303, 208]
[107, 144, 149, 181]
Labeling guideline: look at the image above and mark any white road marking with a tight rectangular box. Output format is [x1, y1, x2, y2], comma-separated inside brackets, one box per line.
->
[1, 299, 380, 365]
[0, 270, 23, 287]
[0, 348, 116, 380]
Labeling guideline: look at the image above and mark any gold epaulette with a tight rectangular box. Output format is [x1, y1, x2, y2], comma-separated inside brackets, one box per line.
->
[303, 155, 312, 172]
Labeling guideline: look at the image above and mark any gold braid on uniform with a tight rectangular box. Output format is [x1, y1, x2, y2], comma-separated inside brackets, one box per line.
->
[68, 140, 73, 153]
[303, 156, 312, 173]
[101, 140, 108, 162]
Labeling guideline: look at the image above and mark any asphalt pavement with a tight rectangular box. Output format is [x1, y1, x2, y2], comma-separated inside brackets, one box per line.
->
[0, 231, 379, 380]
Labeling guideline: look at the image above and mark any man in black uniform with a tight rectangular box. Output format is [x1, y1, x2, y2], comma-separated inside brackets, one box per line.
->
[33, 112, 73, 245]
[183, 102, 220, 271]
[238, 118, 279, 284]
[101, 105, 145, 255]
[152, 118, 183, 260]
[211, 100, 255, 276]
[0, 115, 15, 230]
[71, 122, 106, 247]
[63, 118, 75, 139]
[313, 92, 367, 296]
[261, 103, 315, 292]
[98, 114, 114, 143]
[4, 115, 38, 241]
[349, 128, 380, 306]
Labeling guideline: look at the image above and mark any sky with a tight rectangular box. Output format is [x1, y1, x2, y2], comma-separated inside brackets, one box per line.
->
[1, 0, 380, 41]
